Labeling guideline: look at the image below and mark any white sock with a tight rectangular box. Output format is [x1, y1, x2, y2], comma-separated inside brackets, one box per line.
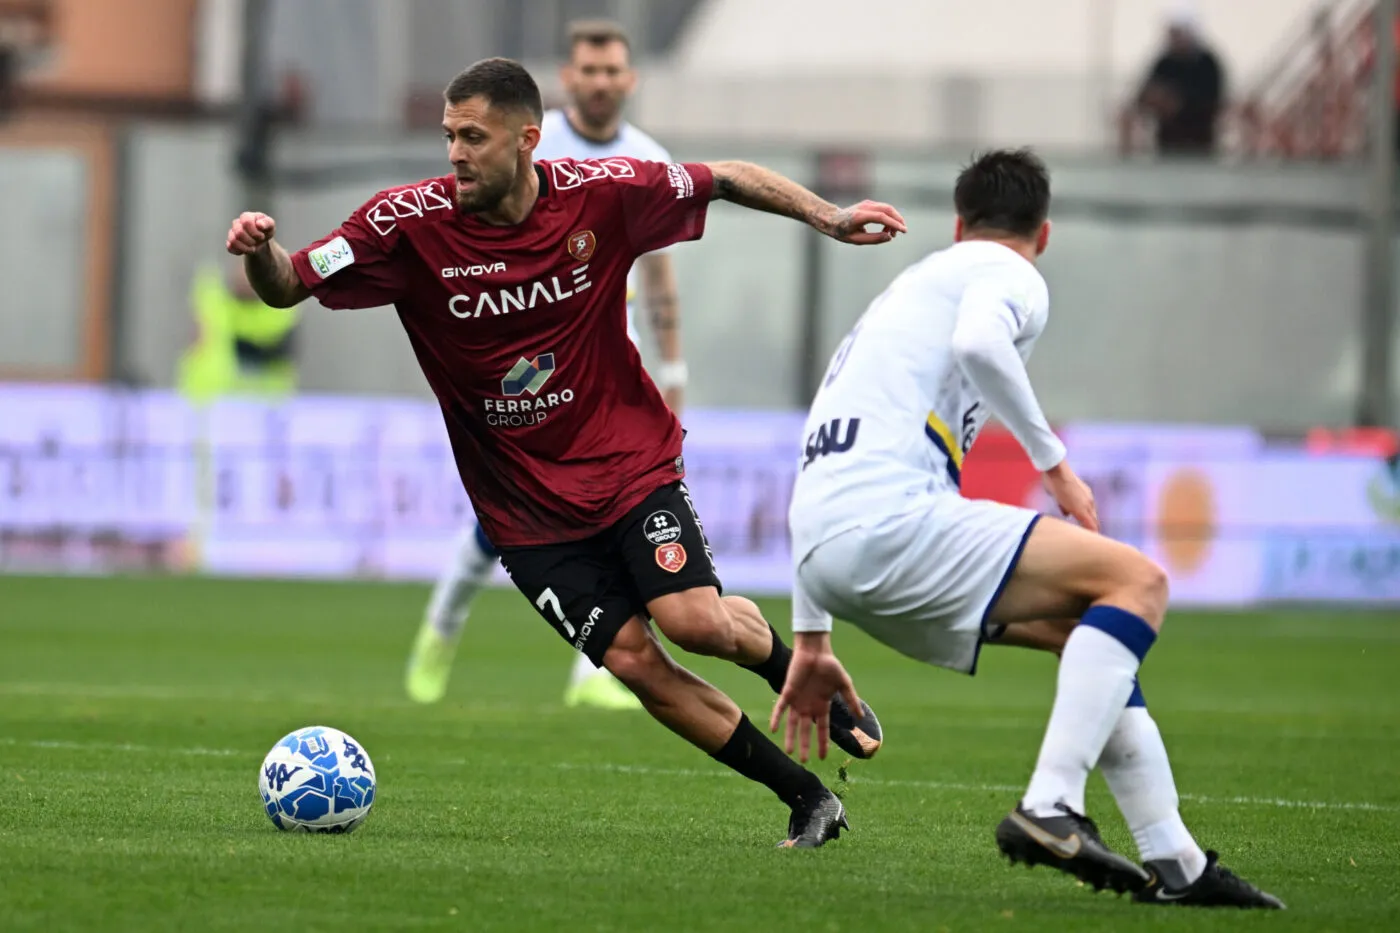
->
[425, 525, 497, 638]
[1100, 706, 1207, 885]
[568, 650, 602, 688]
[1023, 620, 1150, 817]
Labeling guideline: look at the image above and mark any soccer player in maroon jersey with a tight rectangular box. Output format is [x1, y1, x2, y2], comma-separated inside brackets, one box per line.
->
[225, 57, 904, 848]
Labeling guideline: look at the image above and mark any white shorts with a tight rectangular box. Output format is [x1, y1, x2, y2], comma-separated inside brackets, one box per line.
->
[795, 495, 1040, 675]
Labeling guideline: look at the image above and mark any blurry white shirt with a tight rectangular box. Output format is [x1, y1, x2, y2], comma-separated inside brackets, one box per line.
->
[789, 240, 1063, 561]
[535, 109, 673, 344]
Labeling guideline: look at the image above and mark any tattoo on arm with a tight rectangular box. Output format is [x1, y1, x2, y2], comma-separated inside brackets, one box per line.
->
[707, 161, 838, 232]
[243, 241, 311, 308]
[639, 253, 682, 359]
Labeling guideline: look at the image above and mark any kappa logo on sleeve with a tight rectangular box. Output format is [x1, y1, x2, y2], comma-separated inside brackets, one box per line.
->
[307, 236, 355, 279]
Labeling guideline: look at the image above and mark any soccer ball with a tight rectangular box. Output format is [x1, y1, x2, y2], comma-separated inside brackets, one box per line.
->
[258, 725, 376, 833]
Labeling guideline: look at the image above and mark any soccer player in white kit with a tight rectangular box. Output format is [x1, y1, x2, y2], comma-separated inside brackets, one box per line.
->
[405, 22, 687, 710]
[772, 150, 1282, 908]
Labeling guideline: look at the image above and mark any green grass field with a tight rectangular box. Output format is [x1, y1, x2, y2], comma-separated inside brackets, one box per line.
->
[1, 575, 1398, 932]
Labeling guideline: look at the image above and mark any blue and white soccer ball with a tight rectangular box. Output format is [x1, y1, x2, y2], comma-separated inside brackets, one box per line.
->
[258, 725, 376, 833]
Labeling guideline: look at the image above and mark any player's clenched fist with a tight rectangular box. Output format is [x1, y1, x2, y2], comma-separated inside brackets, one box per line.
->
[226, 212, 277, 256]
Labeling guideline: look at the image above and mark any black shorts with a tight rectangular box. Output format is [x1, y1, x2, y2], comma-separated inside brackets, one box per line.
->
[496, 482, 723, 666]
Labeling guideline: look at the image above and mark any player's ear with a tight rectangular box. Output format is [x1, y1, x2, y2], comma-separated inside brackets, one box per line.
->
[520, 122, 541, 156]
[558, 62, 572, 92]
[622, 66, 638, 95]
[953, 216, 965, 243]
[1036, 220, 1051, 256]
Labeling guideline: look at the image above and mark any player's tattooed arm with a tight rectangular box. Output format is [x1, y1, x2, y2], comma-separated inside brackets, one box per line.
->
[638, 252, 681, 348]
[226, 211, 311, 308]
[706, 161, 907, 245]
[243, 240, 312, 309]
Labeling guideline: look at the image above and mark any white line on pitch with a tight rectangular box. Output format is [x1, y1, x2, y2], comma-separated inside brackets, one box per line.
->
[9, 738, 1396, 814]
[555, 762, 1400, 813]
[0, 737, 244, 758]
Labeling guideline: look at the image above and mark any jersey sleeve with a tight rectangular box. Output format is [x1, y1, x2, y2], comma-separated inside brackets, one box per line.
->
[290, 192, 409, 310]
[636, 139, 678, 256]
[791, 575, 834, 634]
[949, 274, 1067, 472]
[613, 158, 714, 257]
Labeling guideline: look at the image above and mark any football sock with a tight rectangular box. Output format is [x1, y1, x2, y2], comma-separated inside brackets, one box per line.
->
[1100, 702, 1207, 886]
[426, 524, 498, 639]
[740, 623, 793, 694]
[711, 714, 825, 807]
[567, 650, 601, 688]
[1022, 605, 1156, 818]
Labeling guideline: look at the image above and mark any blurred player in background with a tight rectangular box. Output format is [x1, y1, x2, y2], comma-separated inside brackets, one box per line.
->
[773, 149, 1284, 899]
[405, 21, 685, 711]
[225, 58, 897, 846]
[177, 261, 300, 571]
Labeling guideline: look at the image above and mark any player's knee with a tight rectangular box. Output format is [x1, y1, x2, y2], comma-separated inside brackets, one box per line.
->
[1123, 555, 1170, 628]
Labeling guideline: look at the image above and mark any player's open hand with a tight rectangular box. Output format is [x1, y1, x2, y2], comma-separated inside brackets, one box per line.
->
[226, 212, 278, 256]
[824, 201, 908, 245]
[1042, 461, 1099, 533]
[769, 633, 862, 763]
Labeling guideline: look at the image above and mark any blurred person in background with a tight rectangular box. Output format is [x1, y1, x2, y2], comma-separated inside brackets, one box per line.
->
[1121, 6, 1226, 156]
[177, 261, 300, 402]
[404, 21, 687, 711]
[176, 262, 300, 572]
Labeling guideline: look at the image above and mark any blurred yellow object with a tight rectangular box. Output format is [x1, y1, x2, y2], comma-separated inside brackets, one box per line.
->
[177, 264, 302, 572]
[177, 266, 300, 402]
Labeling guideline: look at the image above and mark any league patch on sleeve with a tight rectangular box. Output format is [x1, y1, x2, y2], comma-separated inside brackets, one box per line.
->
[308, 236, 355, 279]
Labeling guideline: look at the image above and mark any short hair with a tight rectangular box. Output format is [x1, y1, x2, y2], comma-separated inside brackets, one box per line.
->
[567, 19, 631, 55]
[953, 148, 1051, 239]
[443, 57, 543, 122]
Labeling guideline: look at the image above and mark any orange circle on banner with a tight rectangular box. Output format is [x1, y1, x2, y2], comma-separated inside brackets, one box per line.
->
[1156, 468, 1215, 576]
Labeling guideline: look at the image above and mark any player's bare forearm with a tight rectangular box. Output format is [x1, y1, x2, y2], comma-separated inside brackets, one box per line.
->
[639, 252, 682, 361]
[707, 161, 838, 233]
[244, 241, 310, 309]
[707, 161, 906, 245]
[793, 631, 834, 654]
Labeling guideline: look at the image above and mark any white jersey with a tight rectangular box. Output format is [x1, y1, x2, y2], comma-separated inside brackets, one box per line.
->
[789, 240, 1062, 562]
[535, 109, 672, 344]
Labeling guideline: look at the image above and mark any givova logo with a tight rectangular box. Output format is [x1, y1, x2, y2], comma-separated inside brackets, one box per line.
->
[501, 353, 556, 397]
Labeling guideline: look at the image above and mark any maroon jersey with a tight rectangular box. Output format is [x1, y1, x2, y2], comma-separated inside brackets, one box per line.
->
[290, 158, 713, 546]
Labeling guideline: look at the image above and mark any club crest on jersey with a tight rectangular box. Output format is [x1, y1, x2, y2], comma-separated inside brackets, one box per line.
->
[501, 353, 556, 397]
[568, 230, 596, 263]
[643, 510, 682, 546]
[655, 543, 687, 573]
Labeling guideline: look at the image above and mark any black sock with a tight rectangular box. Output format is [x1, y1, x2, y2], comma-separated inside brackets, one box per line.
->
[740, 623, 793, 694]
[710, 714, 824, 808]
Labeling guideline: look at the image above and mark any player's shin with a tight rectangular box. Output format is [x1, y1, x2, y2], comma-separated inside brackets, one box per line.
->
[737, 614, 794, 693]
[711, 714, 827, 808]
[1099, 692, 1207, 887]
[1022, 605, 1157, 817]
[425, 524, 499, 638]
[605, 630, 824, 805]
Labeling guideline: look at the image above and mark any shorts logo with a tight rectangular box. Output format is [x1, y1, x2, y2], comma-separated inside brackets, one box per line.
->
[643, 510, 682, 546]
[501, 353, 556, 397]
[307, 236, 354, 279]
[568, 230, 596, 262]
[656, 543, 687, 573]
